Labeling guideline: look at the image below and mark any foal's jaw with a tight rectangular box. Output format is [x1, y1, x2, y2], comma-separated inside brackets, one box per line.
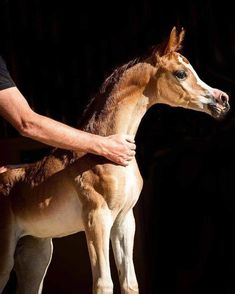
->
[194, 87, 230, 119]
[185, 88, 230, 119]
[207, 100, 230, 119]
[185, 89, 230, 119]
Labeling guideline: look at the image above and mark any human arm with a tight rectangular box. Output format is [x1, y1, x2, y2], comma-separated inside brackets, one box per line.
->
[0, 86, 136, 166]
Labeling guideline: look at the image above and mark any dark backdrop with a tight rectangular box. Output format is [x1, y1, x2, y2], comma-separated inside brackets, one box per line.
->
[0, 0, 235, 293]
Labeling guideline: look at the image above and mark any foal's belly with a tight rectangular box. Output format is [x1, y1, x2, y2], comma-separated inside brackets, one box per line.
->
[20, 198, 84, 238]
[12, 180, 85, 238]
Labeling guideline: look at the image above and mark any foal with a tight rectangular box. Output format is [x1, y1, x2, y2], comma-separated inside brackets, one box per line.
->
[0, 27, 229, 294]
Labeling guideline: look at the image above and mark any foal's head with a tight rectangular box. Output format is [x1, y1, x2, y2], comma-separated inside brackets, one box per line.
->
[148, 27, 229, 119]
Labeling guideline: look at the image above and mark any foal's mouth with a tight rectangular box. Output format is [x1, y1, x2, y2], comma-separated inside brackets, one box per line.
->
[208, 102, 230, 119]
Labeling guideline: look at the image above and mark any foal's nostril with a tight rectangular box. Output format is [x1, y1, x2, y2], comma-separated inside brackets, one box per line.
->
[221, 94, 228, 104]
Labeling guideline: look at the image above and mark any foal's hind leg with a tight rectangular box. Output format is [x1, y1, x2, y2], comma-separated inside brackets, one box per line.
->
[84, 208, 113, 294]
[14, 236, 53, 294]
[0, 199, 17, 293]
[111, 210, 138, 294]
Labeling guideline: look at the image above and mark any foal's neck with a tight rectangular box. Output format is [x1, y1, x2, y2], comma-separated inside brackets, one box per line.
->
[81, 63, 157, 137]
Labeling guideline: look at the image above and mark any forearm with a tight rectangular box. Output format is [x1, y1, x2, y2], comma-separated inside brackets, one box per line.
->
[21, 112, 102, 154]
[0, 87, 135, 165]
[0, 87, 101, 154]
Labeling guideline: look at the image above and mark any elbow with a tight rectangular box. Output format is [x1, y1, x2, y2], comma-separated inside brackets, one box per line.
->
[17, 114, 37, 138]
[18, 120, 34, 137]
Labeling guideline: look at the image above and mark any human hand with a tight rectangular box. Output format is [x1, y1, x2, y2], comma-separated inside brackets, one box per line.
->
[101, 134, 136, 166]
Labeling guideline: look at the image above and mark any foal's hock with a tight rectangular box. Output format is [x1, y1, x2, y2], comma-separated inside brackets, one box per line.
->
[0, 27, 229, 294]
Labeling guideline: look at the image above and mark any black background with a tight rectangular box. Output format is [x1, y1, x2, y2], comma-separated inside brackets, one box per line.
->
[0, 0, 235, 293]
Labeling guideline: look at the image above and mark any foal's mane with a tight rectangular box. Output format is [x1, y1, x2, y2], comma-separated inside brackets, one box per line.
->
[78, 41, 170, 131]
[78, 58, 139, 129]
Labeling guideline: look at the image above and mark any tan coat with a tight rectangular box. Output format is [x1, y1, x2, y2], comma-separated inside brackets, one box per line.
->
[0, 27, 229, 294]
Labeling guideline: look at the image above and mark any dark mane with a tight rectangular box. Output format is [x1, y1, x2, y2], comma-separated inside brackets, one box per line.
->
[77, 42, 165, 130]
[100, 59, 139, 94]
[78, 58, 139, 129]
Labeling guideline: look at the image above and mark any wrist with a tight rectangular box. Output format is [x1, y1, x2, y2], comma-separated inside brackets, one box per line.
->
[87, 134, 106, 156]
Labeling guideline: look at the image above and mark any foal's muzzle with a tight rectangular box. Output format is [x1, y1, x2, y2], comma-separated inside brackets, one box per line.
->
[207, 89, 230, 119]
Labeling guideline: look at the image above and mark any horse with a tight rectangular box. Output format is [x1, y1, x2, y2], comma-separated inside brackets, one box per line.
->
[0, 27, 230, 294]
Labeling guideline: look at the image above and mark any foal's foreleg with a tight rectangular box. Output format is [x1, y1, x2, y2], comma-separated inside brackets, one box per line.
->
[14, 236, 53, 294]
[0, 235, 16, 294]
[0, 199, 17, 293]
[111, 210, 139, 294]
[84, 208, 113, 294]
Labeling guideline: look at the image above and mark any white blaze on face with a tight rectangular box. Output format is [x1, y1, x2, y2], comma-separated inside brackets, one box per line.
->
[178, 55, 214, 105]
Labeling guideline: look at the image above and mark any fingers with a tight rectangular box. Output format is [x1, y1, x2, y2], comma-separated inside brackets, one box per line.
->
[122, 161, 129, 167]
[124, 134, 135, 144]
[129, 142, 136, 150]
[115, 153, 135, 167]
[129, 150, 136, 157]
[121, 158, 132, 167]
[121, 135, 136, 165]
[120, 150, 136, 166]
[123, 134, 136, 151]
[104, 134, 136, 166]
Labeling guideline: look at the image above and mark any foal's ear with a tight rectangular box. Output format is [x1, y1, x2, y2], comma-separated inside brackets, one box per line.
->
[163, 26, 185, 55]
[156, 27, 185, 60]
[151, 26, 185, 66]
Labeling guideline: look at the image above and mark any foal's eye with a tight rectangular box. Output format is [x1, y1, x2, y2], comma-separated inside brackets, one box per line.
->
[173, 70, 187, 80]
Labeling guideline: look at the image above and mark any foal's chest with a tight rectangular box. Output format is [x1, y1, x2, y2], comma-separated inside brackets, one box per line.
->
[76, 161, 143, 211]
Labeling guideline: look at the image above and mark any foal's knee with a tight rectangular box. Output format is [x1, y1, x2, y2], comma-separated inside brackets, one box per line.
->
[93, 278, 113, 294]
[121, 282, 139, 294]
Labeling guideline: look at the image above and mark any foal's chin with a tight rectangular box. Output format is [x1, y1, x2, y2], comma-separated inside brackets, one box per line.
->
[208, 104, 230, 120]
